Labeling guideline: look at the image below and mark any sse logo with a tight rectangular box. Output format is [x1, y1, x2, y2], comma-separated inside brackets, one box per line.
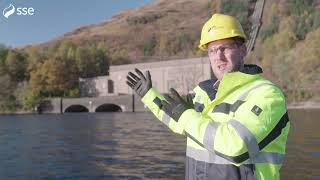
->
[3, 4, 35, 18]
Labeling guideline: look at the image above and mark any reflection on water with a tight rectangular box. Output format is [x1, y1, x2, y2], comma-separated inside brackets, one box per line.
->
[0, 113, 185, 179]
[0, 109, 319, 179]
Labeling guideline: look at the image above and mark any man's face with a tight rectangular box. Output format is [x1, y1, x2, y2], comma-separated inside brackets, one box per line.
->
[207, 38, 247, 80]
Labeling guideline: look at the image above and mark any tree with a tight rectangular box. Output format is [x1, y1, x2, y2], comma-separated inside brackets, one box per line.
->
[0, 75, 11, 107]
[57, 40, 76, 60]
[89, 45, 109, 76]
[220, 0, 249, 30]
[25, 46, 45, 73]
[290, 28, 320, 100]
[143, 34, 157, 56]
[288, 0, 314, 16]
[38, 56, 77, 95]
[110, 49, 131, 65]
[5, 50, 28, 82]
[0, 45, 9, 75]
[76, 46, 94, 77]
[25, 55, 79, 108]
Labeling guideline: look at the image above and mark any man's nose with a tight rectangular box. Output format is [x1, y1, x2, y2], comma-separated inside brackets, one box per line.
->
[216, 50, 226, 61]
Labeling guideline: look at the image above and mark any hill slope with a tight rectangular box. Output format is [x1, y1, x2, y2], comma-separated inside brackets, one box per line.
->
[0, 0, 319, 112]
[29, 0, 223, 62]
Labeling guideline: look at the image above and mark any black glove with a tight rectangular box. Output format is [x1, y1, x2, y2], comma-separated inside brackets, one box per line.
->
[186, 93, 195, 108]
[126, 68, 152, 97]
[161, 88, 193, 122]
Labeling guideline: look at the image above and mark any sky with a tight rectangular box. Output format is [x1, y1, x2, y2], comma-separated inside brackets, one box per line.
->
[0, 0, 155, 47]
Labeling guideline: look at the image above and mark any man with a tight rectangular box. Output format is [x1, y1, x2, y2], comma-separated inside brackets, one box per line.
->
[126, 13, 290, 180]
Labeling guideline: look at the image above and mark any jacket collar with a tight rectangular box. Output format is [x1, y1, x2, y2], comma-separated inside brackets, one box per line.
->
[215, 64, 263, 100]
[241, 64, 263, 74]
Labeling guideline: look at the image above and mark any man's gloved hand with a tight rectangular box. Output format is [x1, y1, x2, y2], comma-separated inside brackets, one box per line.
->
[161, 88, 193, 122]
[186, 93, 195, 108]
[126, 68, 152, 98]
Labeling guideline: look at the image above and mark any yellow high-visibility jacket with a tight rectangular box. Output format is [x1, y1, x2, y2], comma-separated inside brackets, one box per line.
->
[141, 65, 290, 180]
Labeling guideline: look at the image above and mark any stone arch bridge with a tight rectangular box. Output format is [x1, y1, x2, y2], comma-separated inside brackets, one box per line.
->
[40, 95, 146, 113]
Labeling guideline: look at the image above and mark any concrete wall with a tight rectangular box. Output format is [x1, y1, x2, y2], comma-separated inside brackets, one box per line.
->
[109, 57, 211, 95]
[79, 76, 116, 97]
[43, 57, 212, 113]
[40, 98, 62, 114]
[79, 57, 211, 97]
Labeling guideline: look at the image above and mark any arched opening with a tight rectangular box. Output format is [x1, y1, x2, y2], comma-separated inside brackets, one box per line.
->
[65, 105, 89, 113]
[95, 104, 122, 112]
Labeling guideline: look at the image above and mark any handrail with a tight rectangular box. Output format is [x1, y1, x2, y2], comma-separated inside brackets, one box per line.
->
[246, 0, 266, 53]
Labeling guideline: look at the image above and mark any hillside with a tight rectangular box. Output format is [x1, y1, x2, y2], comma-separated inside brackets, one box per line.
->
[28, 0, 215, 63]
[27, 0, 320, 63]
[0, 0, 319, 112]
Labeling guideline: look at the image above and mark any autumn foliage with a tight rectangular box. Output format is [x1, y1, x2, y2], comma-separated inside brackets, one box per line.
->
[0, 0, 319, 112]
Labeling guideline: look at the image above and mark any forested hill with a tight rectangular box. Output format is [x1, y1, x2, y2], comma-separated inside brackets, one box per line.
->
[0, 0, 319, 112]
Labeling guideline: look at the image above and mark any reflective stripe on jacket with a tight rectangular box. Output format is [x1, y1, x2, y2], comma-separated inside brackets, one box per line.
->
[141, 68, 290, 180]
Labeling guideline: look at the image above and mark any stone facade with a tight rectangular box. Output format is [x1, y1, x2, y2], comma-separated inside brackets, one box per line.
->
[79, 76, 115, 97]
[80, 57, 211, 97]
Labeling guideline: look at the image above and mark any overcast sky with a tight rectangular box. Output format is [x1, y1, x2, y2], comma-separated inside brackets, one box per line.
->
[0, 0, 155, 47]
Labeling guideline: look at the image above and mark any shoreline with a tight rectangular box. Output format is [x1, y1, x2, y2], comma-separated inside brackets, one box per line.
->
[287, 101, 320, 109]
[1, 102, 319, 115]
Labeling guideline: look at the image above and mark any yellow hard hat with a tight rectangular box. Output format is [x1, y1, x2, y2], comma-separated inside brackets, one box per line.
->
[198, 13, 247, 51]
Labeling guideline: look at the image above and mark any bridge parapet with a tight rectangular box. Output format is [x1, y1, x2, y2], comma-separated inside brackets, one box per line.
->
[40, 95, 146, 113]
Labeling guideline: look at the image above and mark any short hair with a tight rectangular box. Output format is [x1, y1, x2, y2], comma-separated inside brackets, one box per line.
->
[232, 37, 246, 46]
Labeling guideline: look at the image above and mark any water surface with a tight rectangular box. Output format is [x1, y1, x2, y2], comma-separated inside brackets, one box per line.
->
[0, 109, 319, 179]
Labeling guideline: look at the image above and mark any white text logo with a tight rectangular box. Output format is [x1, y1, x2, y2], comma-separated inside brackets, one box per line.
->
[2, 3, 35, 18]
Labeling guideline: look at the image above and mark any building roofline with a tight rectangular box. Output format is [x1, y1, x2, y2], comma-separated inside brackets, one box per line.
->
[110, 57, 209, 72]
[79, 75, 110, 81]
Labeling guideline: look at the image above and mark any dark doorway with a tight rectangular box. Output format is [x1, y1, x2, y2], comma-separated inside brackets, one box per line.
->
[95, 104, 122, 112]
[65, 105, 89, 112]
[108, 80, 114, 93]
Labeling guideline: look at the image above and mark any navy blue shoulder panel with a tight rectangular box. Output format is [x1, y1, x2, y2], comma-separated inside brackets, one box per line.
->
[198, 79, 217, 101]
